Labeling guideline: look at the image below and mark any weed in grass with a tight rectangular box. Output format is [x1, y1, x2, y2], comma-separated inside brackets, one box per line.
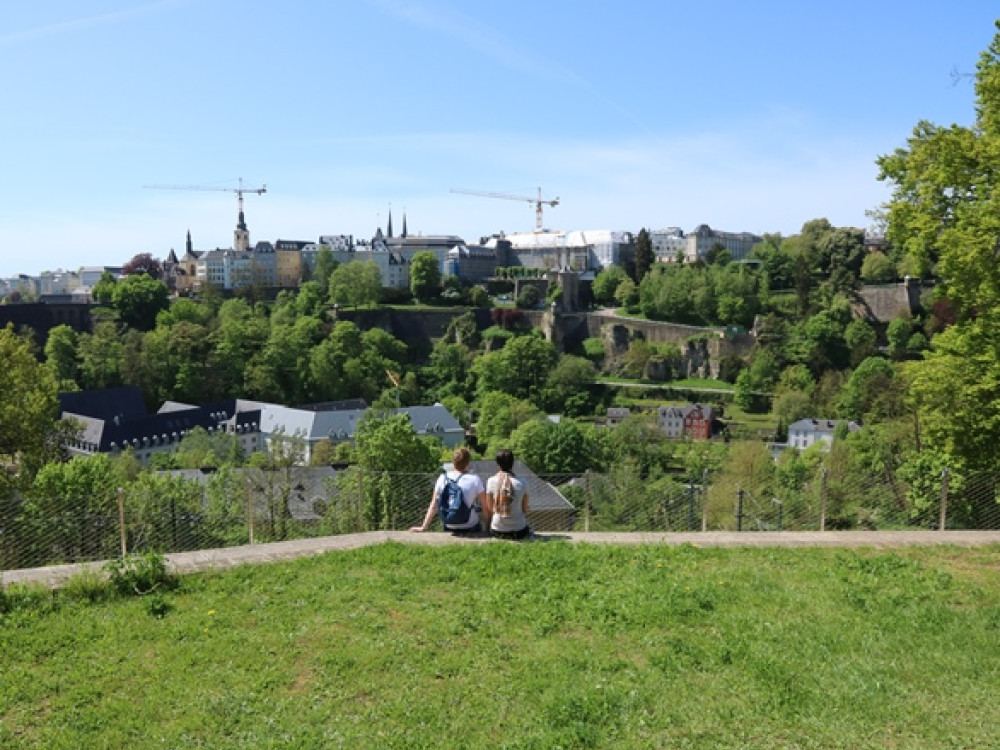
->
[145, 592, 171, 619]
[62, 566, 112, 604]
[104, 551, 175, 597]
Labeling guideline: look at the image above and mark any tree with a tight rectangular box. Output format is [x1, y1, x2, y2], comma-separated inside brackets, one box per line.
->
[474, 391, 540, 446]
[633, 228, 654, 282]
[426, 341, 475, 401]
[329, 261, 382, 309]
[592, 265, 629, 305]
[508, 418, 593, 474]
[515, 285, 541, 309]
[347, 413, 440, 529]
[473, 334, 557, 404]
[838, 356, 905, 421]
[844, 319, 878, 368]
[173, 426, 245, 469]
[313, 246, 339, 295]
[44, 323, 79, 386]
[296, 281, 326, 318]
[410, 251, 441, 303]
[87, 273, 116, 308]
[77, 321, 125, 390]
[542, 355, 597, 415]
[111, 274, 170, 331]
[0, 325, 66, 485]
[860, 252, 896, 283]
[614, 277, 638, 310]
[886, 316, 913, 359]
[122, 252, 163, 280]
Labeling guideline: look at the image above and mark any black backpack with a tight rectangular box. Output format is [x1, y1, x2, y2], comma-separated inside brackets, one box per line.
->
[438, 471, 472, 527]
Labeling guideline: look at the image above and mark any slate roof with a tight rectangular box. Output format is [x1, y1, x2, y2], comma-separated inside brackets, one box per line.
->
[59, 386, 149, 422]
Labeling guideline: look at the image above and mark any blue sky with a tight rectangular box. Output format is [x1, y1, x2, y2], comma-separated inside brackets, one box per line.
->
[1, 1, 996, 278]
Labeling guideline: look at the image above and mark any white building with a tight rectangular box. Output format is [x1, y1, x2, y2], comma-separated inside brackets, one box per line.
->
[786, 418, 859, 452]
[684, 224, 763, 263]
[484, 229, 634, 271]
[651, 228, 687, 263]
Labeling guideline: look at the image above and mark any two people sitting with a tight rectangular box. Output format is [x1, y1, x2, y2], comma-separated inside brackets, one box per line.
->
[410, 447, 531, 539]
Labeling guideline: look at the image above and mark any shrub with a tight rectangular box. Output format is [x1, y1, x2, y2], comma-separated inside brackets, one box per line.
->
[104, 551, 174, 597]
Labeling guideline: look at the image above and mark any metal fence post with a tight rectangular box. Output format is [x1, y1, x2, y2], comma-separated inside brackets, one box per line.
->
[736, 487, 744, 532]
[701, 470, 709, 532]
[358, 468, 365, 532]
[247, 478, 255, 546]
[687, 481, 695, 531]
[819, 467, 828, 532]
[939, 466, 950, 531]
[117, 487, 127, 558]
[584, 470, 591, 533]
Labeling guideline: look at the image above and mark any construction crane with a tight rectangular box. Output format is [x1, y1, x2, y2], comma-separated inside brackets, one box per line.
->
[143, 178, 267, 222]
[450, 186, 559, 232]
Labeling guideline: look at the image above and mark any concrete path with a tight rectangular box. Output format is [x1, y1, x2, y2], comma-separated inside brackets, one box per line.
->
[4, 529, 1000, 589]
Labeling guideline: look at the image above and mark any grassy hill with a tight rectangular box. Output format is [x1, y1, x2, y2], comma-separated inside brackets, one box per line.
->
[2, 542, 999, 748]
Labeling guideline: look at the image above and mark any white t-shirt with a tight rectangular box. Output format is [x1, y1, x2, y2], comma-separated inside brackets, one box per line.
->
[486, 472, 528, 533]
[433, 470, 485, 529]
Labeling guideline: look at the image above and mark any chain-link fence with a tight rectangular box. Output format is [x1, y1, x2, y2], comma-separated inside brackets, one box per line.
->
[2, 464, 999, 573]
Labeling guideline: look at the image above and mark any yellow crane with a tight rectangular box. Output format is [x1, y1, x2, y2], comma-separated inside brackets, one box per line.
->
[450, 186, 559, 232]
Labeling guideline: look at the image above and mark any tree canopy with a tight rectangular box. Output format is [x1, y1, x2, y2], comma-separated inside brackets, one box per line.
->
[875, 20, 1000, 469]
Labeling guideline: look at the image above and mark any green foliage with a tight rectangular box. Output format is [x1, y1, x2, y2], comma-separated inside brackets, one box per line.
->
[173, 426, 245, 469]
[860, 251, 897, 283]
[103, 551, 174, 597]
[591, 265, 629, 304]
[473, 334, 557, 405]
[542, 355, 597, 415]
[409, 251, 441, 302]
[44, 323, 79, 384]
[111, 274, 170, 331]
[844, 318, 878, 367]
[633, 227, 654, 282]
[0, 325, 64, 483]
[508, 417, 594, 473]
[515, 284, 541, 309]
[581, 337, 606, 362]
[886, 316, 911, 356]
[328, 260, 381, 309]
[91, 270, 117, 305]
[354, 413, 440, 474]
[77, 320, 125, 390]
[474, 391, 541, 446]
[313, 246, 338, 294]
[838, 357, 905, 421]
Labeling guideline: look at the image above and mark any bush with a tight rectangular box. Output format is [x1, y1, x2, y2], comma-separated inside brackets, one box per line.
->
[104, 551, 175, 597]
[516, 285, 541, 309]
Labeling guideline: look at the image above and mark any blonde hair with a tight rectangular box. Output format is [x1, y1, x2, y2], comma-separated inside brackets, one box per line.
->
[452, 447, 471, 472]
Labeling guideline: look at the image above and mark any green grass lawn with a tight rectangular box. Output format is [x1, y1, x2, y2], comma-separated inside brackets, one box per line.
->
[3, 542, 1000, 748]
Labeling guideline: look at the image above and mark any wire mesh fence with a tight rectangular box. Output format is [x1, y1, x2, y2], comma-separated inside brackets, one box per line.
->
[2, 463, 999, 573]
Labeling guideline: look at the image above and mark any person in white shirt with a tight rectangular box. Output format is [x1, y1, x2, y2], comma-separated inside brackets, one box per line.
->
[410, 447, 486, 535]
[484, 448, 531, 540]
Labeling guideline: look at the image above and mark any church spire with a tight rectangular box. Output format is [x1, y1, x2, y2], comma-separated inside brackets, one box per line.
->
[387, 205, 393, 238]
[401, 212, 407, 238]
[186, 229, 192, 255]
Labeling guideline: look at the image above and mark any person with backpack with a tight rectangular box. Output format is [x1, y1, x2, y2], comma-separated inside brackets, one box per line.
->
[410, 447, 487, 535]
[484, 448, 531, 540]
